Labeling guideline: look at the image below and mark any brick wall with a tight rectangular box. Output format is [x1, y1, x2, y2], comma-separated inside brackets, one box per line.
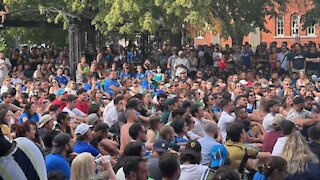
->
[195, 0, 320, 47]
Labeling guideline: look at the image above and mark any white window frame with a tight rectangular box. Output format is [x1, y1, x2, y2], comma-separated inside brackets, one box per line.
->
[307, 25, 316, 36]
[276, 15, 284, 36]
[291, 14, 300, 36]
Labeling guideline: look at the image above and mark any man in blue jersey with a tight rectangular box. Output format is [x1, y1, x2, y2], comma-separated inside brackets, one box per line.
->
[45, 133, 72, 179]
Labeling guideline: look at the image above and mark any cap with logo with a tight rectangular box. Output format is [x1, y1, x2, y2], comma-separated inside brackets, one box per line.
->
[209, 144, 228, 168]
[183, 140, 201, 159]
[75, 123, 93, 136]
[52, 133, 71, 154]
[153, 139, 169, 153]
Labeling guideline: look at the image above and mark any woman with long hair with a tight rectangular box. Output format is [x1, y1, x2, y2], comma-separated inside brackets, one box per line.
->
[71, 152, 116, 180]
[49, 79, 60, 95]
[146, 115, 162, 145]
[12, 120, 44, 149]
[296, 70, 310, 89]
[281, 132, 320, 178]
[0, 104, 12, 139]
[18, 102, 40, 124]
[54, 112, 75, 139]
[65, 80, 77, 95]
[269, 47, 278, 70]
[254, 156, 288, 180]
[251, 97, 268, 122]
[247, 91, 258, 113]
[142, 92, 153, 116]
[279, 95, 293, 116]
[203, 94, 215, 121]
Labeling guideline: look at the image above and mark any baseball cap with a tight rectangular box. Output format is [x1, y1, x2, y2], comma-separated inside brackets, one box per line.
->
[75, 123, 93, 136]
[87, 114, 99, 125]
[153, 139, 169, 153]
[37, 98, 47, 105]
[210, 144, 228, 168]
[293, 96, 305, 105]
[177, 68, 187, 75]
[39, 114, 54, 128]
[164, 83, 172, 88]
[156, 90, 165, 97]
[272, 114, 287, 129]
[56, 89, 67, 96]
[183, 140, 201, 159]
[52, 133, 71, 154]
[280, 120, 295, 136]
[146, 70, 154, 76]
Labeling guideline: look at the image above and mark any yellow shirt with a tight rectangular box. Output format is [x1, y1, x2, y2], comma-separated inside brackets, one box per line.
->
[224, 140, 258, 171]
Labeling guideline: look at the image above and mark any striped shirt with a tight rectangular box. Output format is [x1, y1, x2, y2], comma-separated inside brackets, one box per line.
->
[0, 137, 47, 180]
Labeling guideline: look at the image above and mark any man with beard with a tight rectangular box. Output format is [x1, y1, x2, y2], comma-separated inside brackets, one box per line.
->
[154, 92, 167, 113]
[305, 96, 320, 114]
[45, 133, 73, 179]
[91, 123, 120, 156]
[262, 100, 280, 132]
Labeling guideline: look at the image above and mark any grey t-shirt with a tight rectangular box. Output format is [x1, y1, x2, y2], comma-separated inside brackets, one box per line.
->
[147, 156, 162, 180]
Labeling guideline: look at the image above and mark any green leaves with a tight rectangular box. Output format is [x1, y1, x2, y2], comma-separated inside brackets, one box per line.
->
[0, 35, 6, 52]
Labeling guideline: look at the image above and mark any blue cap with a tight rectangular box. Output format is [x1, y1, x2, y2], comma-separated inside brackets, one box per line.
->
[146, 70, 154, 76]
[210, 144, 228, 168]
[156, 90, 165, 96]
[56, 89, 66, 96]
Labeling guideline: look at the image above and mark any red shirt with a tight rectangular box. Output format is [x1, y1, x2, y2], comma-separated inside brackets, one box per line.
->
[76, 99, 89, 114]
[262, 131, 283, 153]
[51, 98, 67, 110]
[219, 60, 228, 70]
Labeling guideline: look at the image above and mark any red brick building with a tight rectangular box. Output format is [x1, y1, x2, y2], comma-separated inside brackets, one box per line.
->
[195, 0, 320, 47]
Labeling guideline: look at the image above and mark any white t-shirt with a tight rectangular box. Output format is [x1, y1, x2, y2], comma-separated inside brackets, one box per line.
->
[174, 57, 190, 76]
[272, 136, 288, 156]
[0, 58, 11, 77]
[212, 52, 222, 67]
[103, 100, 115, 117]
[191, 117, 209, 138]
[218, 111, 235, 142]
[116, 167, 125, 180]
[103, 106, 119, 127]
[179, 164, 208, 180]
[62, 107, 85, 117]
[262, 113, 275, 133]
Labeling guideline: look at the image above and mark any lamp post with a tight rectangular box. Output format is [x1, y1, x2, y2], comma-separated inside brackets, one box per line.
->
[68, 24, 79, 81]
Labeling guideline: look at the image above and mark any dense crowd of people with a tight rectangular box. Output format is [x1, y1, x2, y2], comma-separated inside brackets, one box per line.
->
[0, 40, 320, 180]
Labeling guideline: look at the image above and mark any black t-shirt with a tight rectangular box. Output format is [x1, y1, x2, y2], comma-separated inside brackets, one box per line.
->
[306, 52, 320, 71]
[288, 52, 305, 70]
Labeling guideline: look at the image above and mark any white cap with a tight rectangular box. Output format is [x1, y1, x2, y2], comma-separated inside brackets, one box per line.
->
[239, 79, 248, 85]
[75, 123, 93, 136]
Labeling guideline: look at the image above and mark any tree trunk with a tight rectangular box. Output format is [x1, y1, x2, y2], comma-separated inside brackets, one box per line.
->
[231, 34, 244, 46]
[170, 31, 182, 49]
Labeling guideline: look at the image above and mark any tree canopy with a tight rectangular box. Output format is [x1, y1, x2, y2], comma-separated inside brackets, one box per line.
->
[2, 0, 319, 46]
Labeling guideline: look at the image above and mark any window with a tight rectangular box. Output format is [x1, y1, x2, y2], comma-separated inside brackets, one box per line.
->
[307, 25, 316, 35]
[291, 14, 300, 35]
[276, 15, 284, 36]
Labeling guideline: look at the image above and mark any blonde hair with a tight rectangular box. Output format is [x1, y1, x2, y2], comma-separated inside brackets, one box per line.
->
[71, 152, 95, 180]
[280, 132, 318, 175]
